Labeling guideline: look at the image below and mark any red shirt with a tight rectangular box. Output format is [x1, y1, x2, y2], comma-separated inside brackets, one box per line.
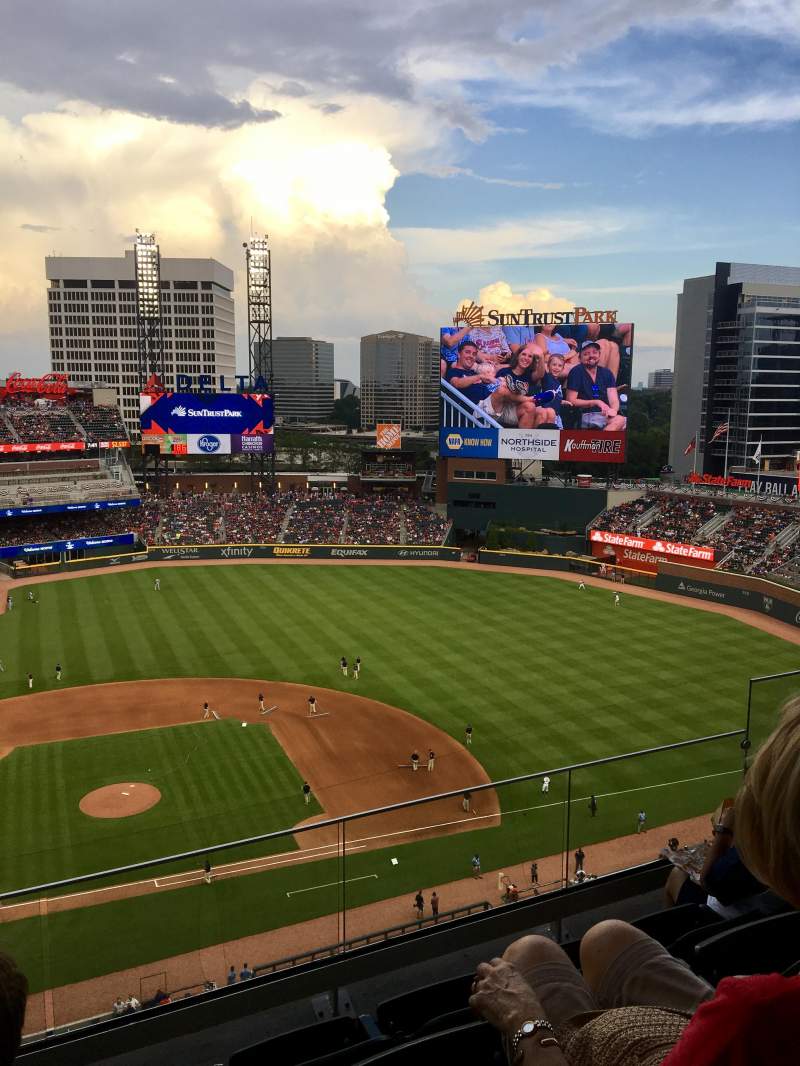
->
[663, 974, 800, 1066]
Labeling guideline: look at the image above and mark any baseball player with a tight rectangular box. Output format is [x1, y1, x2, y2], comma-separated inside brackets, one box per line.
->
[410, 750, 420, 772]
[202, 702, 220, 721]
[0, 660, 5, 672]
[541, 775, 550, 794]
[153, 577, 161, 592]
[203, 858, 212, 885]
[55, 663, 62, 682]
[578, 579, 586, 590]
[353, 657, 361, 680]
[6, 594, 12, 611]
[614, 593, 621, 607]
[637, 809, 647, 833]
[27, 673, 33, 690]
[340, 656, 348, 677]
[427, 749, 435, 772]
[471, 853, 482, 878]
[27, 590, 38, 605]
[302, 781, 312, 805]
[308, 695, 317, 715]
[465, 724, 473, 746]
[258, 692, 265, 713]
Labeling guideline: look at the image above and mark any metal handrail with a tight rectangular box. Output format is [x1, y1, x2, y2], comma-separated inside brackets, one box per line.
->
[440, 376, 501, 429]
[0, 727, 746, 902]
[254, 901, 492, 975]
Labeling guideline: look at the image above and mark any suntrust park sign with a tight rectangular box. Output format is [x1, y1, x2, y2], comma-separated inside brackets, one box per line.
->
[454, 303, 618, 327]
[590, 529, 716, 563]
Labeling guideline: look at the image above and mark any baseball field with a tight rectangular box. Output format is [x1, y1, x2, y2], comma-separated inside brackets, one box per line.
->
[1, 562, 798, 1003]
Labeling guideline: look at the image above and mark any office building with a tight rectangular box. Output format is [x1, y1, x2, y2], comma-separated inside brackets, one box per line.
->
[46, 253, 235, 437]
[647, 368, 674, 391]
[360, 331, 437, 431]
[668, 262, 800, 476]
[334, 378, 358, 402]
[269, 337, 334, 423]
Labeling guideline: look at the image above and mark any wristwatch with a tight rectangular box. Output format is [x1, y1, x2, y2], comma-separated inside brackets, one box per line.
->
[511, 1018, 559, 1061]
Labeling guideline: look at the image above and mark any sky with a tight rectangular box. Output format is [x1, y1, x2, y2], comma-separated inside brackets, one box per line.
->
[1, 0, 798, 387]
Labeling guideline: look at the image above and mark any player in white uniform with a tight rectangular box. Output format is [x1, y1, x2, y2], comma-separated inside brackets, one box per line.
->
[154, 577, 161, 591]
[541, 775, 550, 793]
[578, 580, 586, 590]
[614, 593, 621, 606]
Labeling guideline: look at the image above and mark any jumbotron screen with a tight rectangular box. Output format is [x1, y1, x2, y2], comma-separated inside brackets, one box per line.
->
[140, 391, 274, 456]
[439, 320, 634, 463]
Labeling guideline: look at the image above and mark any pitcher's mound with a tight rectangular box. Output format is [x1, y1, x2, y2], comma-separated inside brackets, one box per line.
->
[80, 783, 161, 819]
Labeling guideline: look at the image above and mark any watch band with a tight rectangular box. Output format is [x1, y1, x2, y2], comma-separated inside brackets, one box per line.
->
[511, 1018, 558, 1061]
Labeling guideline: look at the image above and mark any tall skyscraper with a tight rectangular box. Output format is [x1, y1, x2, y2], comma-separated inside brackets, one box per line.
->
[270, 337, 334, 423]
[46, 252, 235, 437]
[669, 262, 800, 476]
[360, 331, 437, 431]
[647, 368, 674, 391]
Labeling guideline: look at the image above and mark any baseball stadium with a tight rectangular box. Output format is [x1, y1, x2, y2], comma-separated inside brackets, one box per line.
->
[1, 338, 800, 1066]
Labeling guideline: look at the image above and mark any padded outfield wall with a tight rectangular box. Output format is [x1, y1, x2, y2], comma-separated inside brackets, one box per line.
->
[656, 562, 800, 630]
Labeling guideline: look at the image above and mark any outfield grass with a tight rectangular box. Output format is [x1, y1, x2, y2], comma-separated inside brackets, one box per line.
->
[1, 564, 798, 992]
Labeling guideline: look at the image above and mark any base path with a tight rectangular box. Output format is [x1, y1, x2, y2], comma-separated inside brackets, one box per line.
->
[0, 678, 499, 919]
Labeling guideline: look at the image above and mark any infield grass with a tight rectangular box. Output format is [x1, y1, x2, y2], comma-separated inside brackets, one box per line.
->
[1, 565, 798, 992]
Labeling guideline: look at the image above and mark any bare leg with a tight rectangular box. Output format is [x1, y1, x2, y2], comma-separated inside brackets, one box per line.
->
[503, 935, 595, 1026]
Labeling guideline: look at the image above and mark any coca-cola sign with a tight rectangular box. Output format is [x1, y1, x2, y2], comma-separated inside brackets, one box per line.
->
[0, 372, 75, 401]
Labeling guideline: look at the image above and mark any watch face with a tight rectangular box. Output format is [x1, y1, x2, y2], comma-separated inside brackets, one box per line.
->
[522, 1022, 535, 1035]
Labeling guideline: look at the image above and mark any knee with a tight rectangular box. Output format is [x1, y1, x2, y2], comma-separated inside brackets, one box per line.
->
[580, 920, 648, 990]
[504, 934, 568, 973]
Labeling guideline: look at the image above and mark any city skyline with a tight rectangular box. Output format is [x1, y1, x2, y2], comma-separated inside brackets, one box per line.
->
[1, 0, 798, 387]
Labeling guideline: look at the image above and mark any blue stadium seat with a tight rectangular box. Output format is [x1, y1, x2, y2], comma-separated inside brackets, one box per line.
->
[375, 973, 474, 1039]
[228, 1014, 385, 1066]
[356, 1020, 502, 1064]
[692, 912, 800, 985]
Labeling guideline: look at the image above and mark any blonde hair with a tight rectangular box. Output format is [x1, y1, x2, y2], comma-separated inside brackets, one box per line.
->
[735, 696, 800, 908]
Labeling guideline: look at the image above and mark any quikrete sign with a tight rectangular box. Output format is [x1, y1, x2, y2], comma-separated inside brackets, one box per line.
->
[453, 303, 618, 327]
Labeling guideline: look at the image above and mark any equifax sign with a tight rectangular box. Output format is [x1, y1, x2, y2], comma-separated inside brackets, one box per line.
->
[590, 529, 715, 562]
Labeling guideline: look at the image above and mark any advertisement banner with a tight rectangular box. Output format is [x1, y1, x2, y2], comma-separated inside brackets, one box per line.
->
[440, 318, 633, 463]
[0, 498, 140, 520]
[235, 433, 274, 454]
[601, 544, 715, 573]
[559, 430, 626, 463]
[0, 532, 135, 560]
[589, 529, 715, 564]
[187, 433, 232, 456]
[147, 544, 460, 562]
[439, 427, 499, 458]
[0, 441, 86, 455]
[498, 429, 560, 461]
[376, 423, 402, 450]
[687, 471, 800, 498]
[140, 392, 274, 435]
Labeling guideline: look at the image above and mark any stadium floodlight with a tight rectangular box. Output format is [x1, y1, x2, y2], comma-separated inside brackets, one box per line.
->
[134, 231, 164, 392]
[244, 235, 272, 389]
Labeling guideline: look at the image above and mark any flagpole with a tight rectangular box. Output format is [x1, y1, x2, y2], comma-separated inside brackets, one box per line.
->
[723, 409, 730, 494]
[756, 437, 762, 495]
[693, 428, 698, 476]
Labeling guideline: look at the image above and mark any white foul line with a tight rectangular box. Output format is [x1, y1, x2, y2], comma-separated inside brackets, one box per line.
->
[154, 844, 366, 888]
[287, 873, 378, 898]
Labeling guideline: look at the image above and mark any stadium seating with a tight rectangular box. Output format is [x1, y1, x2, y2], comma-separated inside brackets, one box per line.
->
[691, 911, 800, 985]
[375, 973, 474, 1039]
[229, 1015, 390, 1066]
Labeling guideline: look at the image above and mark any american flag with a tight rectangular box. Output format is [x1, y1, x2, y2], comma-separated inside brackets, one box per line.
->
[709, 422, 730, 443]
[683, 436, 696, 455]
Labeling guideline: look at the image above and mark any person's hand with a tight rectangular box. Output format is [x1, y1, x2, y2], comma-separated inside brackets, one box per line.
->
[478, 362, 497, 381]
[596, 401, 613, 416]
[720, 804, 735, 831]
[469, 957, 544, 1034]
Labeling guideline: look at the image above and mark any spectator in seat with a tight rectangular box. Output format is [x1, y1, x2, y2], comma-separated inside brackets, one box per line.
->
[470, 697, 800, 1065]
[0, 952, 27, 1065]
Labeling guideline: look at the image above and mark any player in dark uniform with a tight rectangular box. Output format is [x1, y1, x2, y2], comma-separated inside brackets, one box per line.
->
[340, 656, 348, 677]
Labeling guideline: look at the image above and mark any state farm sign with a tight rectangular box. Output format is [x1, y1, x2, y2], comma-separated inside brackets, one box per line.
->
[589, 529, 715, 564]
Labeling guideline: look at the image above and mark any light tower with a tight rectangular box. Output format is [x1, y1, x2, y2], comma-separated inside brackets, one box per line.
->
[134, 231, 164, 391]
[244, 235, 274, 491]
[244, 236, 273, 389]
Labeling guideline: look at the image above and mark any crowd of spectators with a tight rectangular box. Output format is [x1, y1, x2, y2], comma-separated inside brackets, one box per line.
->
[6, 405, 82, 443]
[343, 495, 403, 544]
[0, 395, 131, 446]
[644, 496, 720, 542]
[0, 491, 451, 551]
[590, 497, 652, 532]
[708, 508, 796, 571]
[0, 413, 17, 443]
[69, 399, 128, 442]
[405, 502, 451, 544]
[283, 496, 348, 544]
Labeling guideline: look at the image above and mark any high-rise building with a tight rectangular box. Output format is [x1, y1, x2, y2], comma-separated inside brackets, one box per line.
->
[669, 262, 800, 476]
[334, 378, 358, 402]
[270, 337, 334, 423]
[647, 368, 674, 391]
[360, 331, 437, 431]
[46, 252, 235, 437]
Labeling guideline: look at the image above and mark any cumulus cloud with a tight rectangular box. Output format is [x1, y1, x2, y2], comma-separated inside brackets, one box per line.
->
[467, 282, 574, 315]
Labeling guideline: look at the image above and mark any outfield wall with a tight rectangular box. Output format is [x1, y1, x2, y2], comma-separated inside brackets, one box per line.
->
[657, 563, 800, 629]
[146, 544, 461, 562]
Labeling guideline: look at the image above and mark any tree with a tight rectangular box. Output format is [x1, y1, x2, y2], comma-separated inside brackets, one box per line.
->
[331, 394, 361, 433]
